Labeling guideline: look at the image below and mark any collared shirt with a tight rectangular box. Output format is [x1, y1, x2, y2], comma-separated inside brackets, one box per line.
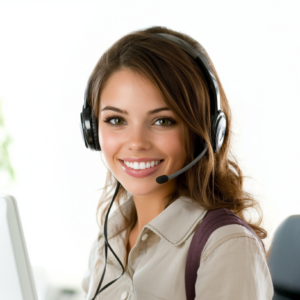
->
[82, 196, 274, 300]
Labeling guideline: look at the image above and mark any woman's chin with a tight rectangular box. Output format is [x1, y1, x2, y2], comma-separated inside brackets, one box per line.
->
[121, 182, 162, 198]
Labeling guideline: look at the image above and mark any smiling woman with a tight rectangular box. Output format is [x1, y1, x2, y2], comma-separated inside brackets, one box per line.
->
[80, 26, 273, 300]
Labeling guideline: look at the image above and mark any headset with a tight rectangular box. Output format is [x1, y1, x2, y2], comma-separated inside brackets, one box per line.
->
[80, 33, 226, 299]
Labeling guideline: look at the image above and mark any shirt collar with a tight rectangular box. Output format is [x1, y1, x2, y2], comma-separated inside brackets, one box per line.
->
[102, 194, 207, 246]
[146, 196, 207, 246]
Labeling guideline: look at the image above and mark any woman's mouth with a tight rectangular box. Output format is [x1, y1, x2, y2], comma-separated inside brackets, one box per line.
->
[119, 159, 164, 178]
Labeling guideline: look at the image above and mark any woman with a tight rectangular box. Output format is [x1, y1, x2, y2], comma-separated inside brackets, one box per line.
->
[81, 26, 273, 299]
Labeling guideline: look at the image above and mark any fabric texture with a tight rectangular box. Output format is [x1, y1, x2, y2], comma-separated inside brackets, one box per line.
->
[185, 207, 263, 300]
[82, 196, 274, 300]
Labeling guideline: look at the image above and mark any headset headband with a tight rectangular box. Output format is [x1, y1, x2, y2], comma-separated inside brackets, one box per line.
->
[155, 33, 221, 117]
[80, 33, 226, 153]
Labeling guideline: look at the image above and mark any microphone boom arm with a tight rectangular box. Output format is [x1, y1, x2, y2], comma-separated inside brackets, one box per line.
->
[156, 143, 208, 184]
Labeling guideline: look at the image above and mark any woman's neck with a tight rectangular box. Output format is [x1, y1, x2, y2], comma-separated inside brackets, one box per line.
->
[131, 183, 173, 234]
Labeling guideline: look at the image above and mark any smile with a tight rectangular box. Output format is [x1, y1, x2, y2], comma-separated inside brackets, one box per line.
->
[123, 160, 163, 170]
[119, 160, 164, 178]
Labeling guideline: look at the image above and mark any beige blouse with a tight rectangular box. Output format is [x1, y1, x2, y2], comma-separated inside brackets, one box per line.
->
[82, 196, 274, 300]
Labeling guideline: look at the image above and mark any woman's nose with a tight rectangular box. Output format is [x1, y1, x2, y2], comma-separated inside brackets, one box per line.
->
[126, 126, 151, 152]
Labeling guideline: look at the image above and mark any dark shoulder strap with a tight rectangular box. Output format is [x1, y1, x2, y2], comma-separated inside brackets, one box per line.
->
[185, 208, 256, 300]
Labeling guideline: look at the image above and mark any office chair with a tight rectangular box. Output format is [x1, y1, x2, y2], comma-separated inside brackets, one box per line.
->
[268, 215, 300, 300]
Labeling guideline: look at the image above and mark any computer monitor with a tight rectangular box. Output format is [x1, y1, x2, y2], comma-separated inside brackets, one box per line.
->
[0, 194, 38, 300]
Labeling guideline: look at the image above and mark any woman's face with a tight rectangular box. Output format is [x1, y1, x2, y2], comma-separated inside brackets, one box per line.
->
[98, 68, 187, 198]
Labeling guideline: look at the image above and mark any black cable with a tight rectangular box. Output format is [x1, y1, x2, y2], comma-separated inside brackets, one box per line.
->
[91, 181, 125, 300]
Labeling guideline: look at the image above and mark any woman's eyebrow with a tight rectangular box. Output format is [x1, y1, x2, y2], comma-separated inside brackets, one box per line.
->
[101, 106, 170, 115]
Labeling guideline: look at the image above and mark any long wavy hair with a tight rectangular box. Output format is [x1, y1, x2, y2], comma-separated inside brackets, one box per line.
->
[86, 26, 267, 251]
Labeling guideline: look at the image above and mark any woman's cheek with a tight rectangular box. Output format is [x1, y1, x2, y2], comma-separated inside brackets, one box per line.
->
[160, 129, 186, 168]
[99, 128, 122, 167]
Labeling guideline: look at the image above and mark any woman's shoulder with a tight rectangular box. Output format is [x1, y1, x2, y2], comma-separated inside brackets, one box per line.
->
[201, 223, 265, 262]
[195, 223, 273, 299]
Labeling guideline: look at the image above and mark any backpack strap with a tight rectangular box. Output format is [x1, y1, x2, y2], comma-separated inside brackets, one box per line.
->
[185, 208, 257, 300]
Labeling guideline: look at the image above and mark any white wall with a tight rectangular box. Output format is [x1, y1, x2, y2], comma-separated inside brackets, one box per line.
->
[1, 0, 300, 294]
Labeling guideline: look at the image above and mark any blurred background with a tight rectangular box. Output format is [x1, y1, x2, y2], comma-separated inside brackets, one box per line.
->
[1, 0, 300, 299]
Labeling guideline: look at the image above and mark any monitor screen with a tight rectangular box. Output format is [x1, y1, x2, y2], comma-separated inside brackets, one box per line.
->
[0, 194, 38, 300]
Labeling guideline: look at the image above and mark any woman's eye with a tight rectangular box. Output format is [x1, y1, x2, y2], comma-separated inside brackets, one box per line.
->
[104, 116, 126, 126]
[154, 118, 175, 126]
[111, 118, 125, 125]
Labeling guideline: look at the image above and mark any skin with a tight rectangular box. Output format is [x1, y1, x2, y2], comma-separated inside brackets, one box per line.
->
[98, 68, 187, 250]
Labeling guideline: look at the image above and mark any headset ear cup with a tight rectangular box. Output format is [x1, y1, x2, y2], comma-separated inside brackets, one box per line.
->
[212, 112, 226, 153]
[91, 114, 101, 151]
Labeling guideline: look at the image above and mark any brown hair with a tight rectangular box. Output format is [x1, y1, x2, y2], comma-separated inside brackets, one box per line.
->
[86, 26, 267, 250]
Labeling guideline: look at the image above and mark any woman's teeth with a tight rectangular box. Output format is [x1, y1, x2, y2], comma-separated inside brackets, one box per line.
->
[123, 160, 161, 170]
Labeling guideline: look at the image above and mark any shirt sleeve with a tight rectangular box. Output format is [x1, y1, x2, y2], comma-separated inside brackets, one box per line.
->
[195, 231, 274, 300]
[81, 239, 98, 299]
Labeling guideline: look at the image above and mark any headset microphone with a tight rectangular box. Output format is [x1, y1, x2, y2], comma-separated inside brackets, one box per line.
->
[156, 143, 208, 184]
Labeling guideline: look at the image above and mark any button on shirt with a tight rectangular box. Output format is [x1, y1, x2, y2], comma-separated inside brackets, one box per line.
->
[82, 196, 274, 300]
